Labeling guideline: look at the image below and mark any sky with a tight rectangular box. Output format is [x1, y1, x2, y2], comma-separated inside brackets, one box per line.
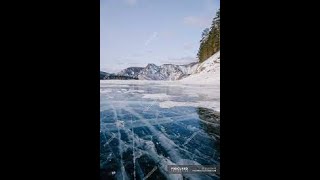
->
[100, 0, 220, 73]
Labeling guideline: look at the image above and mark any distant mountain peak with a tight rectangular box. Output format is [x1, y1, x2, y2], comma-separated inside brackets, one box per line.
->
[146, 63, 158, 68]
[118, 67, 144, 79]
[101, 52, 220, 81]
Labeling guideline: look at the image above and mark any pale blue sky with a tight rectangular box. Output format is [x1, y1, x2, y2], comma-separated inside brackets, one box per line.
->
[100, 0, 220, 73]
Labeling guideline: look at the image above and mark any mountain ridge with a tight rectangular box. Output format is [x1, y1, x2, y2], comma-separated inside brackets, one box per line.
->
[100, 51, 219, 81]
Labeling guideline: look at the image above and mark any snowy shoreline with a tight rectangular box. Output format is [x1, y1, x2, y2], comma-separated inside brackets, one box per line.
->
[100, 51, 220, 111]
[101, 51, 220, 86]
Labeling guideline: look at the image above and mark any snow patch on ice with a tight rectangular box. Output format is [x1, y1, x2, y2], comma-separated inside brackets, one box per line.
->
[115, 120, 125, 128]
[142, 93, 172, 100]
[125, 89, 145, 93]
[159, 101, 220, 112]
[100, 89, 112, 94]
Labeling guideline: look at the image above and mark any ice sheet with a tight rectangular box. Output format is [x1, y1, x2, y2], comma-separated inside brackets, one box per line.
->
[100, 80, 220, 180]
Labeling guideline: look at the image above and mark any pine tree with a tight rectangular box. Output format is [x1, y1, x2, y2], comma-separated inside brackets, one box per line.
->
[200, 28, 210, 43]
[197, 9, 220, 63]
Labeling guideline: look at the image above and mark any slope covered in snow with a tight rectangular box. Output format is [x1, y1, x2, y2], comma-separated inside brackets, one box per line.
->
[178, 62, 198, 75]
[138, 63, 186, 80]
[116, 62, 199, 81]
[118, 67, 144, 79]
[102, 51, 219, 82]
[179, 51, 220, 85]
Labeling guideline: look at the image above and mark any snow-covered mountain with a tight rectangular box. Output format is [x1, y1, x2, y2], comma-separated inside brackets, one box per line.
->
[177, 62, 199, 79]
[178, 62, 198, 74]
[100, 71, 109, 79]
[118, 67, 144, 79]
[102, 51, 219, 81]
[138, 63, 185, 80]
[135, 51, 219, 81]
[135, 62, 199, 80]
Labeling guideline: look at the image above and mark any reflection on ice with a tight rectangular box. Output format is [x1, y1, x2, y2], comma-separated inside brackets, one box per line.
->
[100, 80, 220, 180]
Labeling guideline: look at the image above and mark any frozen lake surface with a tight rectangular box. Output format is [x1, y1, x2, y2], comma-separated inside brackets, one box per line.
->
[100, 80, 220, 180]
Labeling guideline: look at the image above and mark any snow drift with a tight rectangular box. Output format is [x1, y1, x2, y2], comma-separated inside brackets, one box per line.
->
[179, 51, 220, 85]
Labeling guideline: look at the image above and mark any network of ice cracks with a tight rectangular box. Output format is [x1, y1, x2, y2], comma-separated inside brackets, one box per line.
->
[100, 81, 220, 180]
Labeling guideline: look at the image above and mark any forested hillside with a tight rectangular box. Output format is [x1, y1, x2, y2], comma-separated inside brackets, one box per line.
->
[197, 9, 220, 63]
